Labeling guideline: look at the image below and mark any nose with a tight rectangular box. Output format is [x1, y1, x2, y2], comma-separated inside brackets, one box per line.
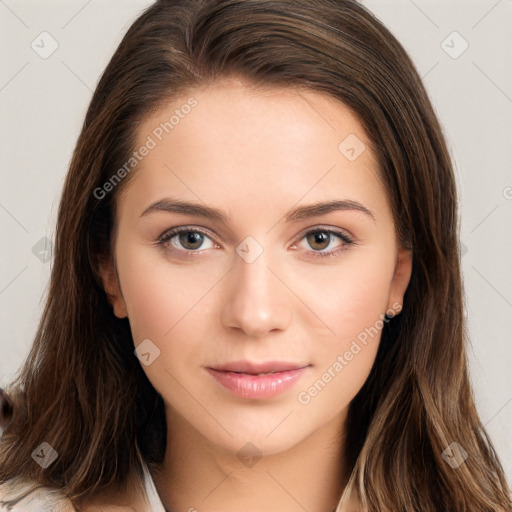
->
[220, 247, 293, 338]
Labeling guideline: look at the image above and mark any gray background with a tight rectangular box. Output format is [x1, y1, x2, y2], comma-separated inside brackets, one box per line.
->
[1, 0, 511, 484]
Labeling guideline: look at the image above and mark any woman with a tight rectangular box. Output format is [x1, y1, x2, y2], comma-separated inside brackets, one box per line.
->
[1, 0, 510, 510]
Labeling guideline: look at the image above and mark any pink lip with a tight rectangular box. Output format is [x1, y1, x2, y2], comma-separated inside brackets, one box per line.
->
[206, 361, 310, 400]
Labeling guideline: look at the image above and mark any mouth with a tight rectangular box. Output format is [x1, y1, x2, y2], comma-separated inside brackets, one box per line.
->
[210, 360, 310, 374]
[206, 360, 311, 400]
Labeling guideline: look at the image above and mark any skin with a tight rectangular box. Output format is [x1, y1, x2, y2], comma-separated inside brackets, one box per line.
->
[98, 77, 412, 512]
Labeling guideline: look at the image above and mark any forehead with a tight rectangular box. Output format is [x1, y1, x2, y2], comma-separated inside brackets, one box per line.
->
[118, 79, 386, 221]
[138, 78, 374, 155]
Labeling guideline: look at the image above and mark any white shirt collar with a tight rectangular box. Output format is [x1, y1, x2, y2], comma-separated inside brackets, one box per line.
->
[142, 462, 167, 512]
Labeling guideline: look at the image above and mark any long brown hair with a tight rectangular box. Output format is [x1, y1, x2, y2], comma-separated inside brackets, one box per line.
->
[1, 1, 510, 510]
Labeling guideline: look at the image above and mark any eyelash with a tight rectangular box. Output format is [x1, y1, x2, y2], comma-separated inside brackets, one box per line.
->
[156, 226, 354, 260]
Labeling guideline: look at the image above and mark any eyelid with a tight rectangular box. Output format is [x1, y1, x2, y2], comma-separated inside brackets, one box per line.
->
[292, 224, 354, 244]
[157, 225, 215, 244]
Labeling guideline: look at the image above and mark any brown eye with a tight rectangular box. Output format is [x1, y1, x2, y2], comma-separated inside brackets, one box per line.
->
[306, 231, 331, 251]
[295, 228, 354, 259]
[178, 231, 205, 250]
[157, 227, 216, 255]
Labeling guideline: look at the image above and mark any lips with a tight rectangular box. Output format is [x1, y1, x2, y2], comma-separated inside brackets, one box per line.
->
[210, 360, 309, 375]
[206, 362, 311, 400]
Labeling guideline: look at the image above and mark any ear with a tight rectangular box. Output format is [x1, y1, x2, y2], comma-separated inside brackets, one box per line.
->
[386, 246, 413, 315]
[97, 255, 128, 319]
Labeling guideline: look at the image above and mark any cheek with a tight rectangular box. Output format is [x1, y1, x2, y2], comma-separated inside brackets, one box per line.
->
[333, 270, 392, 338]
[116, 244, 214, 342]
[298, 255, 394, 346]
[121, 273, 177, 343]
[296, 269, 392, 413]
[116, 248, 214, 398]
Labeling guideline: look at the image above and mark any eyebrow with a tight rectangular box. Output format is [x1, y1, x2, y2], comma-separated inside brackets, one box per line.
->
[139, 198, 376, 223]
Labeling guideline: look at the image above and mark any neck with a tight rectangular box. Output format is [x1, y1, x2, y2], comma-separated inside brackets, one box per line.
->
[152, 407, 349, 512]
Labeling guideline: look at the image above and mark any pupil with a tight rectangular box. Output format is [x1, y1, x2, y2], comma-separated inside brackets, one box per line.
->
[308, 232, 329, 250]
[180, 232, 203, 250]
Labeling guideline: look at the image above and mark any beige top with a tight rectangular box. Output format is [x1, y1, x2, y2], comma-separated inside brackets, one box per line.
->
[0, 466, 361, 511]
[0, 463, 166, 512]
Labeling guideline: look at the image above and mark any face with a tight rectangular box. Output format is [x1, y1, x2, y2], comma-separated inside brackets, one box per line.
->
[100, 78, 412, 457]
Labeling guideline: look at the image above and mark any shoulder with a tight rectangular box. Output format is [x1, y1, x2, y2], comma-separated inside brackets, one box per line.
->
[0, 480, 147, 512]
[0, 478, 76, 511]
[0, 462, 163, 512]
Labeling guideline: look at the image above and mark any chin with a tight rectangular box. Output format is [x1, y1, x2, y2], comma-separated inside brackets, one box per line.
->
[198, 411, 314, 458]
[213, 430, 304, 460]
